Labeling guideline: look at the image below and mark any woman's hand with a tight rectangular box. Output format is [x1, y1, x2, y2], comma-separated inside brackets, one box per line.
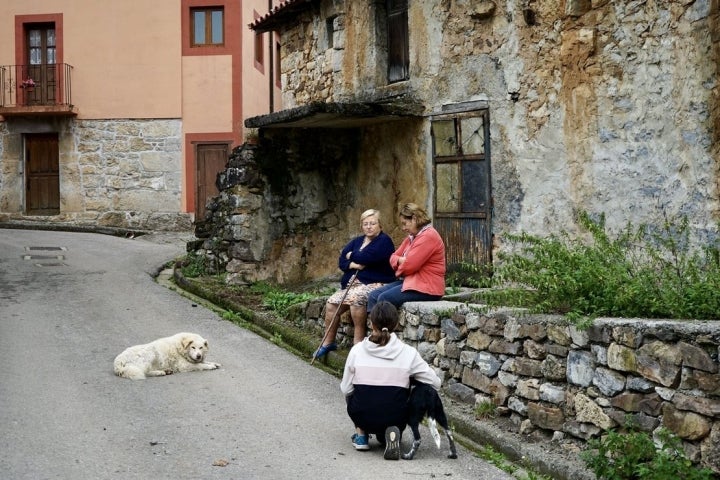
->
[349, 262, 365, 270]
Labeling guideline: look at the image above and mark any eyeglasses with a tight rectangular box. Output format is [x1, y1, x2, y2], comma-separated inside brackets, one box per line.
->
[362, 222, 378, 227]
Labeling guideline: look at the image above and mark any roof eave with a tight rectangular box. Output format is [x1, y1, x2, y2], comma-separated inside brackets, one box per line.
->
[245, 101, 425, 129]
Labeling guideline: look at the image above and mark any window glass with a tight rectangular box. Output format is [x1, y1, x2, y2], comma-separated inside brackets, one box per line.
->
[193, 11, 206, 44]
[462, 161, 487, 211]
[29, 30, 41, 47]
[29, 30, 41, 65]
[461, 116, 484, 155]
[387, 0, 409, 82]
[211, 10, 223, 44]
[432, 120, 457, 157]
[254, 32, 264, 65]
[436, 163, 460, 212]
[47, 28, 56, 64]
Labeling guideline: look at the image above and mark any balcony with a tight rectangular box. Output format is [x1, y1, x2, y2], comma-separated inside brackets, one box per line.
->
[0, 63, 77, 117]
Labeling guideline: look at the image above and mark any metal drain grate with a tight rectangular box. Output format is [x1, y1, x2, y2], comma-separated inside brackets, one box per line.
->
[22, 246, 68, 267]
[22, 254, 65, 261]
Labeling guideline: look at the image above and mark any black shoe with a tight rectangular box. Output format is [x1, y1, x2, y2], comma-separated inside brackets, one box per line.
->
[383, 426, 400, 460]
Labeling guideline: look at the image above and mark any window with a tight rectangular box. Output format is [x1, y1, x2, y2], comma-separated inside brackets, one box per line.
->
[432, 111, 489, 214]
[275, 40, 281, 87]
[387, 0, 409, 83]
[254, 32, 264, 67]
[191, 7, 224, 46]
[325, 16, 336, 49]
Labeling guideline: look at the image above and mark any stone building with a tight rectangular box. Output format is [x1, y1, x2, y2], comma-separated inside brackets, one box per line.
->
[192, 0, 719, 285]
[0, 0, 281, 232]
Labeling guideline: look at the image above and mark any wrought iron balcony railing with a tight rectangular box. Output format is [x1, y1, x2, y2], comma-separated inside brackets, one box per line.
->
[0, 63, 74, 114]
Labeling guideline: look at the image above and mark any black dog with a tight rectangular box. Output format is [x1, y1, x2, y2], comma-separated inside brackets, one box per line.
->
[402, 381, 458, 460]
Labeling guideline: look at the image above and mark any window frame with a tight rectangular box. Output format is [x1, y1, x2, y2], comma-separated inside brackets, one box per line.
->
[386, 0, 409, 83]
[431, 107, 491, 217]
[190, 6, 225, 47]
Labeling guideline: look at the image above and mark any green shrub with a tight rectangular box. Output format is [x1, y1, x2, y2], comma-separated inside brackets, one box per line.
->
[581, 427, 715, 479]
[180, 253, 207, 278]
[491, 211, 720, 321]
[249, 282, 315, 317]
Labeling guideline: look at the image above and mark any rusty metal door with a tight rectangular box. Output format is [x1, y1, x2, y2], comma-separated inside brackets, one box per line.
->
[26, 133, 60, 215]
[431, 108, 492, 279]
[195, 143, 228, 221]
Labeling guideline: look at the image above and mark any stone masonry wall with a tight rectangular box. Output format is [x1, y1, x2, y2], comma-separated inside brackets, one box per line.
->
[276, 0, 720, 262]
[301, 299, 720, 473]
[0, 118, 191, 231]
[192, 122, 429, 286]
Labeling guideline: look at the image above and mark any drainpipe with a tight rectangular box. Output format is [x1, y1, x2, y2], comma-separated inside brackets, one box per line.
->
[268, 0, 274, 113]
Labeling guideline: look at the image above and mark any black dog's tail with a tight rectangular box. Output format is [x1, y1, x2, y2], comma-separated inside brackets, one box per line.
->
[404, 380, 458, 460]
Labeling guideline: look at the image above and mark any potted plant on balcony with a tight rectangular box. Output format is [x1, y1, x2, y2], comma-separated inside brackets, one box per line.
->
[20, 78, 36, 92]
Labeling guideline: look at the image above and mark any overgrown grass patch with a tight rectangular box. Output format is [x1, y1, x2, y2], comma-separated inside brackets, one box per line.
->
[488, 211, 720, 322]
[581, 426, 715, 479]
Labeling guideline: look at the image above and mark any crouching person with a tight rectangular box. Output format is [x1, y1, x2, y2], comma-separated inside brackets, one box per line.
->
[340, 301, 441, 459]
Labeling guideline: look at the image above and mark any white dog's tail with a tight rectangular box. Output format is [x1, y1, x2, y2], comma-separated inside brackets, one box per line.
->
[428, 417, 442, 448]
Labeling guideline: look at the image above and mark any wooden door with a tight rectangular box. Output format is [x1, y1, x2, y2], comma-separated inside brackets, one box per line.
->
[195, 144, 228, 221]
[26, 134, 60, 215]
[24, 24, 57, 106]
[432, 109, 493, 281]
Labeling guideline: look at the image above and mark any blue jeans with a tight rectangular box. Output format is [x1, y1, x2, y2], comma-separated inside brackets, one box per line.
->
[367, 280, 443, 313]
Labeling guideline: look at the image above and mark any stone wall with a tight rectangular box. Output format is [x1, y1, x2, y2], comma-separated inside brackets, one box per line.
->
[301, 299, 720, 473]
[191, 122, 429, 285]
[274, 0, 720, 263]
[0, 117, 191, 231]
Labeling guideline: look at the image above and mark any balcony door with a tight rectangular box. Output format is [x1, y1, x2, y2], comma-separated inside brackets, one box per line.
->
[24, 24, 56, 105]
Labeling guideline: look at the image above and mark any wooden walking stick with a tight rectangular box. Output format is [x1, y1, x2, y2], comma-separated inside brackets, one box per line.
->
[310, 271, 358, 365]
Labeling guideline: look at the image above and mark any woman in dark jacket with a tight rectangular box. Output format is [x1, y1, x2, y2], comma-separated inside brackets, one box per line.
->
[313, 209, 395, 359]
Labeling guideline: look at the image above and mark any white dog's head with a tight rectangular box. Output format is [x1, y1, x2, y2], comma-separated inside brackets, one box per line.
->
[180, 334, 209, 363]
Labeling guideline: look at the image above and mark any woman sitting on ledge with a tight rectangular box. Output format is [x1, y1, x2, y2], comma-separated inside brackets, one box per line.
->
[314, 209, 396, 360]
[366, 202, 446, 314]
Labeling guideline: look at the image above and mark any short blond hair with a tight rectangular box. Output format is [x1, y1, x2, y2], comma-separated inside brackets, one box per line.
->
[361, 209, 381, 226]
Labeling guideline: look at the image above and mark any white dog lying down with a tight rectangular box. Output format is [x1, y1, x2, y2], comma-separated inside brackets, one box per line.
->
[113, 332, 221, 380]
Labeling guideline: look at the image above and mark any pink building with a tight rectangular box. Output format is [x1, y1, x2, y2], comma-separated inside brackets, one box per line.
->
[0, 0, 281, 231]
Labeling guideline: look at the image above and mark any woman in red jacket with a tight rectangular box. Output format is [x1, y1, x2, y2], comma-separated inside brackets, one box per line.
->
[366, 203, 446, 313]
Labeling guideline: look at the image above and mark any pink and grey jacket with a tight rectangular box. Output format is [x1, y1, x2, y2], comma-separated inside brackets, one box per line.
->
[340, 333, 440, 435]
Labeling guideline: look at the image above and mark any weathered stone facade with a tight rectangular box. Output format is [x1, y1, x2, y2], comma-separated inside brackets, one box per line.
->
[0, 118, 191, 231]
[299, 300, 720, 473]
[230, 0, 719, 284]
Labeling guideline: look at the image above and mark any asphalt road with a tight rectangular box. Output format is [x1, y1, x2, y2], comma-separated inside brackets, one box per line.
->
[0, 228, 515, 480]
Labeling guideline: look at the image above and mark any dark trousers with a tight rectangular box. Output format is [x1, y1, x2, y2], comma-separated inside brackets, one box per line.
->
[367, 280, 443, 313]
